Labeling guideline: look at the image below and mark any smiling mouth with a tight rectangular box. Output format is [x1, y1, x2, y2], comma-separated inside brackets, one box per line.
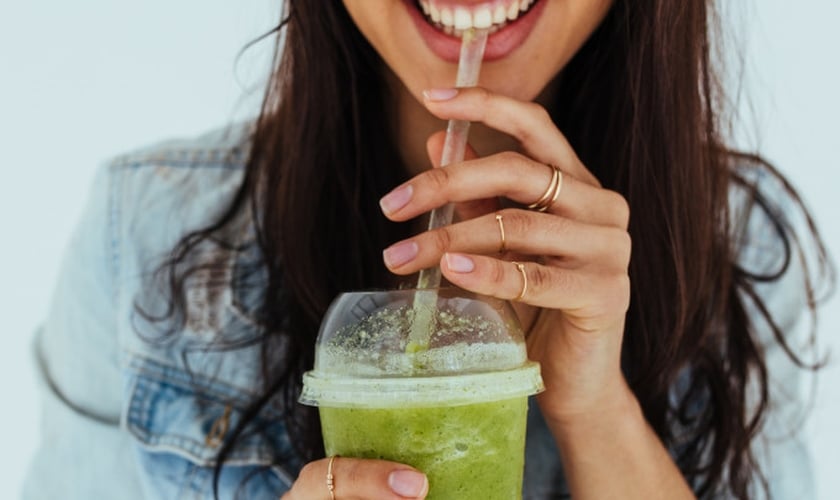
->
[415, 0, 542, 37]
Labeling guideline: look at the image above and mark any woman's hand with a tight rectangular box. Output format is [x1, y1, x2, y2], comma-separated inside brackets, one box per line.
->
[379, 87, 695, 499]
[281, 457, 428, 500]
[379, 86, 636, 426]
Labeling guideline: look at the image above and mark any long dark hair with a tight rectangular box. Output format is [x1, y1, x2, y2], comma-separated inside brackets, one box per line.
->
[152, 1, 833, 498]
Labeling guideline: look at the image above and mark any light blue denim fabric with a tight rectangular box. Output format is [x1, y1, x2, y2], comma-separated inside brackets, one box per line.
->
[23, 124, 815, 499]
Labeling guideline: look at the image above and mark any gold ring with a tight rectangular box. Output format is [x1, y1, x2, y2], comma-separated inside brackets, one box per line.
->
[546, 168, 563, 210]
[326, 455, 338, 500]
[527, 164, 563, 212]
[495, 214, 506, 253]
[512, 262, 528, 301]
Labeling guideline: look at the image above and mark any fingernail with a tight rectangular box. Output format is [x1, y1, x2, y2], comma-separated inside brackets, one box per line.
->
[383, 241, 419, 269]
[389, 470, 429, 498]
[445, 253, 475, 273]
[423, 88, 459, 101]
[380, 185, 413, 215]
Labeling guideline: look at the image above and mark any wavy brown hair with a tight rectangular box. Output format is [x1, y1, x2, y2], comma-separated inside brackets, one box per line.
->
[151, 1, 833, 498]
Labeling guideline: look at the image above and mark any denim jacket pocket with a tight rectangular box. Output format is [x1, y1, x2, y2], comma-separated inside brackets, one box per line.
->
[124, 357, 301, 498]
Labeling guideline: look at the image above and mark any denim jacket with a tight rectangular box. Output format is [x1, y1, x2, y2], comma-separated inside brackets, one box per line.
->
[24, 124, 816, 499]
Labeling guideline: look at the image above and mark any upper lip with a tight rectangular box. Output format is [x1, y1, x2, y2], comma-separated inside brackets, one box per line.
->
[417, 0, 537, 31]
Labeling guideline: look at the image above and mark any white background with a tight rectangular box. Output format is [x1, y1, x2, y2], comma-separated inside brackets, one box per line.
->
[0, 1, 837, 497]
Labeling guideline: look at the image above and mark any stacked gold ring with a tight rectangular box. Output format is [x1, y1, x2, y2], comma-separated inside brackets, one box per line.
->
[527, 164, 563, 213]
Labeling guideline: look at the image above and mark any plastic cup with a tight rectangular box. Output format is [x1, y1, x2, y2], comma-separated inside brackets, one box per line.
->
[300, 288, 544, 499]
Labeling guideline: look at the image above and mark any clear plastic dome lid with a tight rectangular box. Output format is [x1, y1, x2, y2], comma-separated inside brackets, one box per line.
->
[300, 288, 544, 408]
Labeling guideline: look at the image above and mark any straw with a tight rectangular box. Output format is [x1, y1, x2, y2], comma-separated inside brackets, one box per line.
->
[407, 28, 489, 354]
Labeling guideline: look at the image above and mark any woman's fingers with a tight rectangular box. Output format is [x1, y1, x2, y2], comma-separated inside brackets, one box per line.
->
[440, 254, 631, 320]
[425, 131, 499, 222]
[383, 209, 630, 274]
[380, 155, 629, 229]
[282, 457, 428, 500]
[423, 86, 600, 187]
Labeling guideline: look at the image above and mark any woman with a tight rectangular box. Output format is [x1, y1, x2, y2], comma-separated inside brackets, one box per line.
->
[25, 0, 833, 499]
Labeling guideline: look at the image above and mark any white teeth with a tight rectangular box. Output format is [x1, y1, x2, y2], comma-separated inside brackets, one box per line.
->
[430, 3, 441, 23]
[440, 7, 454, 27]
[422, 1, 535, 32]
[493, 4, 507, 25]
[507, 1, 520, 21]
[420, 0, 431, 15]
[473, 7, 493, 29]
[454, 7, 472, 30]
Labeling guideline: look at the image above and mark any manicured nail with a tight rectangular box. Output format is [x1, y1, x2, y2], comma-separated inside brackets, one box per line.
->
[380, 185, 413, 215]
[445, 253, 475, 273]
[423, 88, 459, 101]
[389, 470, 429, 497]
[383, 241, 419, 269]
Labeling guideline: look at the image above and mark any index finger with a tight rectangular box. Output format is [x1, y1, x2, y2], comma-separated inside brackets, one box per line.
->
[422, 87, 600, 188]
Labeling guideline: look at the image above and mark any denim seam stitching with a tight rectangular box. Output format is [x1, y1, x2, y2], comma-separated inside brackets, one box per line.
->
[107, 163, 122, 308]
[126, 354, 269, 409]
[109, 147, 248, 171]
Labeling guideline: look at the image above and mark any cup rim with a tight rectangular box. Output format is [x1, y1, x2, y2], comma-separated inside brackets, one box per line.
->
[299, 362, 544, 409]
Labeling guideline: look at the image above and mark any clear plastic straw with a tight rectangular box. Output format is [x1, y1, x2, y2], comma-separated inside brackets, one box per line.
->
[408, 28, 489, 353]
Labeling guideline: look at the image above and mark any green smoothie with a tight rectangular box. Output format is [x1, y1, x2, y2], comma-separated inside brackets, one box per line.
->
[299, 290, 544, 500]
[320, 396, 528, 499]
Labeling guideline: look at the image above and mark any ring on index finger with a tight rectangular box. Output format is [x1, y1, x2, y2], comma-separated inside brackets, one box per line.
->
[527, 164, 563, 213]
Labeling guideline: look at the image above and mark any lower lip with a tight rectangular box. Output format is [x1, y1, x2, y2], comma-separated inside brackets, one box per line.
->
[404, 0, 547, 63]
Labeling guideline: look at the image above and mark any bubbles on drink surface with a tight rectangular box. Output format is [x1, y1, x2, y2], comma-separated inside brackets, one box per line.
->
[319, 304, 527, 377]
